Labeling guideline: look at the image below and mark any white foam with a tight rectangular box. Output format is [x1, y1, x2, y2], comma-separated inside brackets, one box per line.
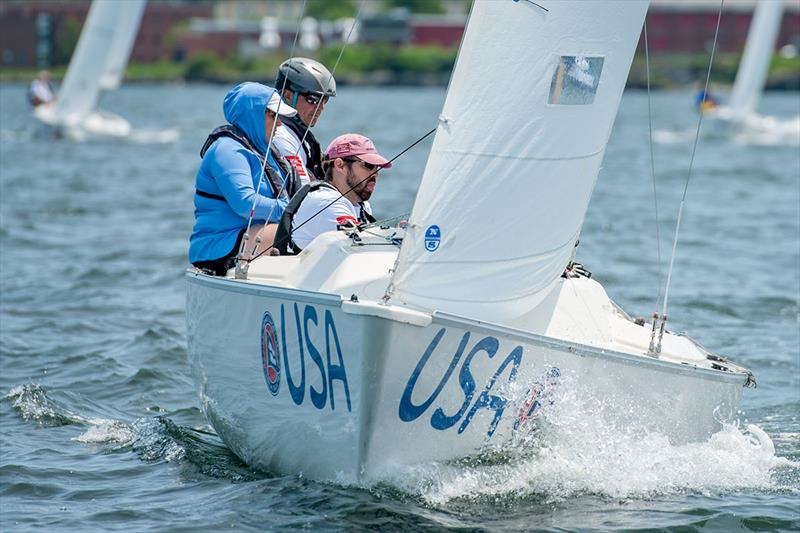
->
[128, 127, 180, 144]
[6, 383, 68, 423]
[385, 423, 793, 505]
[376, 379, 795, 504]
[74, 419, 134, 445]
[654, 114, 800, 147]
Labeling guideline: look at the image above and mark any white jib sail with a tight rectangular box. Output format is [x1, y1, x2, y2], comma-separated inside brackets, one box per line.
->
[99, 0, 146, 91]
[54, 0, 124, 125]
[728, 0, 784, 120]
[387, 0, 649, 323]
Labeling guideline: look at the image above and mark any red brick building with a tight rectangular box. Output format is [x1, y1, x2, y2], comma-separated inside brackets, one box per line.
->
[644, 5, 800, 53]
[0, 0, 212, 67]
[408, 6, 800, 53]
[1, 1, 798, 68]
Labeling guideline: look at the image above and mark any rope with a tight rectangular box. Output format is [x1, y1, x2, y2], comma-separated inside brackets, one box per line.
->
[657, 0, 725, 348]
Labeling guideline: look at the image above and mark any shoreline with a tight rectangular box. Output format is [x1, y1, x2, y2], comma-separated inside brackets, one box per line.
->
[3, 56, 798, 91]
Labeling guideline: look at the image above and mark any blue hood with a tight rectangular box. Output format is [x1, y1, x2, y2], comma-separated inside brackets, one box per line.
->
[223, 82, 276, 154]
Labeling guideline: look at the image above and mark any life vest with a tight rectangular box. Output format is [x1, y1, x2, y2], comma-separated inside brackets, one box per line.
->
[196, 124, 300, 202]
[281, 115, 323, 180]
[273, 181, 376, 256]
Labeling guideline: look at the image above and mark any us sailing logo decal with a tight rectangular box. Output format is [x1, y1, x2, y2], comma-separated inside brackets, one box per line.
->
[424, 225, 441, 252]
[261, 311, 281, 396]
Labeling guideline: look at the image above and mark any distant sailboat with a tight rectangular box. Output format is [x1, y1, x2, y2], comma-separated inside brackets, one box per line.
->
[707, 0, 800, 143]
[727, 0, 784, 120]
[34, 0, 146, 140]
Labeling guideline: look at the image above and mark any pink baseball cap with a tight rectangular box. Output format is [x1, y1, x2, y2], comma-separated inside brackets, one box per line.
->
[324, 133, 392, 168]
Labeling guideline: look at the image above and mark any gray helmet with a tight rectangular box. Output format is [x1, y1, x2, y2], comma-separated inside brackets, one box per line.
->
[275, 58, 337, 98]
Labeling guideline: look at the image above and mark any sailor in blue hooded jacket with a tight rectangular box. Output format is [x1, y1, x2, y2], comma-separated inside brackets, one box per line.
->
[190, 82, 300, 274]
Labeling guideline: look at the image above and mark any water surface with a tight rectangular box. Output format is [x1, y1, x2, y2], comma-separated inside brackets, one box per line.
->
[1, 84, 798, 531]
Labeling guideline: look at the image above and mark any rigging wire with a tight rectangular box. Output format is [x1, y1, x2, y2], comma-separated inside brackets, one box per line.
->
[244, 126, 437, 263]
[235, 0, 307, 268]
[643, 21, 664, 316]
[655, 0, 725, 352]
[239, 0, 368, 270]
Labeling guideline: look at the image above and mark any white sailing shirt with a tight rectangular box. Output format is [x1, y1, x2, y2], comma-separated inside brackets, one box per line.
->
[273, 124, 311, 186]
[29, 79, 55, 105]
[291, 186, 372, 250]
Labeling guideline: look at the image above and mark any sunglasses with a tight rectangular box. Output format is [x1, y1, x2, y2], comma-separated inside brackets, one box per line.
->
[303, 93, 329, 106]
[342, 158, 379, 171]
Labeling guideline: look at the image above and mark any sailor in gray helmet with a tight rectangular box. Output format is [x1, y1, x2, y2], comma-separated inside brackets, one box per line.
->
[272, 57, 336, 185]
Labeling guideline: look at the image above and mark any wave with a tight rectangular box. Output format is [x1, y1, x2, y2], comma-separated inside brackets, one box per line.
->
[6, 382, 797, 502]
[374, 378, 797, 505]
[5, 383, 259, 482]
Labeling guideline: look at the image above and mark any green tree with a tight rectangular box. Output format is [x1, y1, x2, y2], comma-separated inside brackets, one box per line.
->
[383, 0, 445, 14]
[53, 18, 80, 65]
[306, 0, 356, 20]
[184, 53, 219, 81]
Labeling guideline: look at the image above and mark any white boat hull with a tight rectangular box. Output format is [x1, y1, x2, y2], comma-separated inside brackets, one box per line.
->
[187, 271, 747, 482]
[704, 106, 800, 146]
[34, 104, 132, 140]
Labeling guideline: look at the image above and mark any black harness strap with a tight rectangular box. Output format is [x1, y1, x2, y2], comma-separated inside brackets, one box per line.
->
[195, 189, 225, 201]
[197, 124, 300, 201]
[273, 181, 337, 256]
[358, 204, 376, 224]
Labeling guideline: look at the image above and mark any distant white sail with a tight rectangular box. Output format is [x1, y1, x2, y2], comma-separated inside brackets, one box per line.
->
[54, 0, 144, 125]
[388, 0, 649, 322]
[728, 1, 784, 120]
[99, 0, 146, 91]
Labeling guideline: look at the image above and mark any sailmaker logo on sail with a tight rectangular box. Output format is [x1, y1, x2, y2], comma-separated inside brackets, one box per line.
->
[424, 225, 441, 252]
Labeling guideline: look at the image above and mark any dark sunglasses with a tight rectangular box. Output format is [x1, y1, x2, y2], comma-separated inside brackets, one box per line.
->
[342, 158, 379, 171]
[303, 93, 329, 106]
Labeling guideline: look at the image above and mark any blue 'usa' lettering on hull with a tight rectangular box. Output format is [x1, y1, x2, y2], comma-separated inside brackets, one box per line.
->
[399, 327, 523, 437]
[262, 303, 351, 412]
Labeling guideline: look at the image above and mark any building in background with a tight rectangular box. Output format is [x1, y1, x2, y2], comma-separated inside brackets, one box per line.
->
[1, 0, 798, 68]
[0, 1, 212, 68]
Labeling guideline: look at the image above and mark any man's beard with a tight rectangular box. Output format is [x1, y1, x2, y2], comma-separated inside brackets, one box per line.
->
[345, 168, 375, 202]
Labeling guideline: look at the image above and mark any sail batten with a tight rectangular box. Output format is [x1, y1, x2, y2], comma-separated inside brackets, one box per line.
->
[388, 0, 649, 323]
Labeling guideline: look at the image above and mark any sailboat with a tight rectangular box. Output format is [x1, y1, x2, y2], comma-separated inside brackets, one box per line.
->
[34, 0, 146, 140]
[186, 0, 755, 483]
[706, 0, 800, 141]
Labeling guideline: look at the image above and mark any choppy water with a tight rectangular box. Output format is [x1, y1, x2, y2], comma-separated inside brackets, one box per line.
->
[1, 84, 798, 531]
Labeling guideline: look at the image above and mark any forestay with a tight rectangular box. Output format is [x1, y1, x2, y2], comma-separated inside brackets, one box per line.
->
[728, 1, 784, 120]
[388, 0, 649, 322]
[99, 0, 146, 91]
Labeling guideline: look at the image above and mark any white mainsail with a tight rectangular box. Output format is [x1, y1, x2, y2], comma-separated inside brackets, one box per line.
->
[728, 1, 784, 120]
[388, 0, 649, 322]
[54, 0, 144, 125]
[99, 0, 146, 91]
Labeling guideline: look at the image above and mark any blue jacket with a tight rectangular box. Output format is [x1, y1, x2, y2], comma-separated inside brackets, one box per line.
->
[189, 82, 289, 263]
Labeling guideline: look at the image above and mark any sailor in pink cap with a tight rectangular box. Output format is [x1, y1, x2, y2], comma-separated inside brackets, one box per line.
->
[275, 133, 391, 254]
